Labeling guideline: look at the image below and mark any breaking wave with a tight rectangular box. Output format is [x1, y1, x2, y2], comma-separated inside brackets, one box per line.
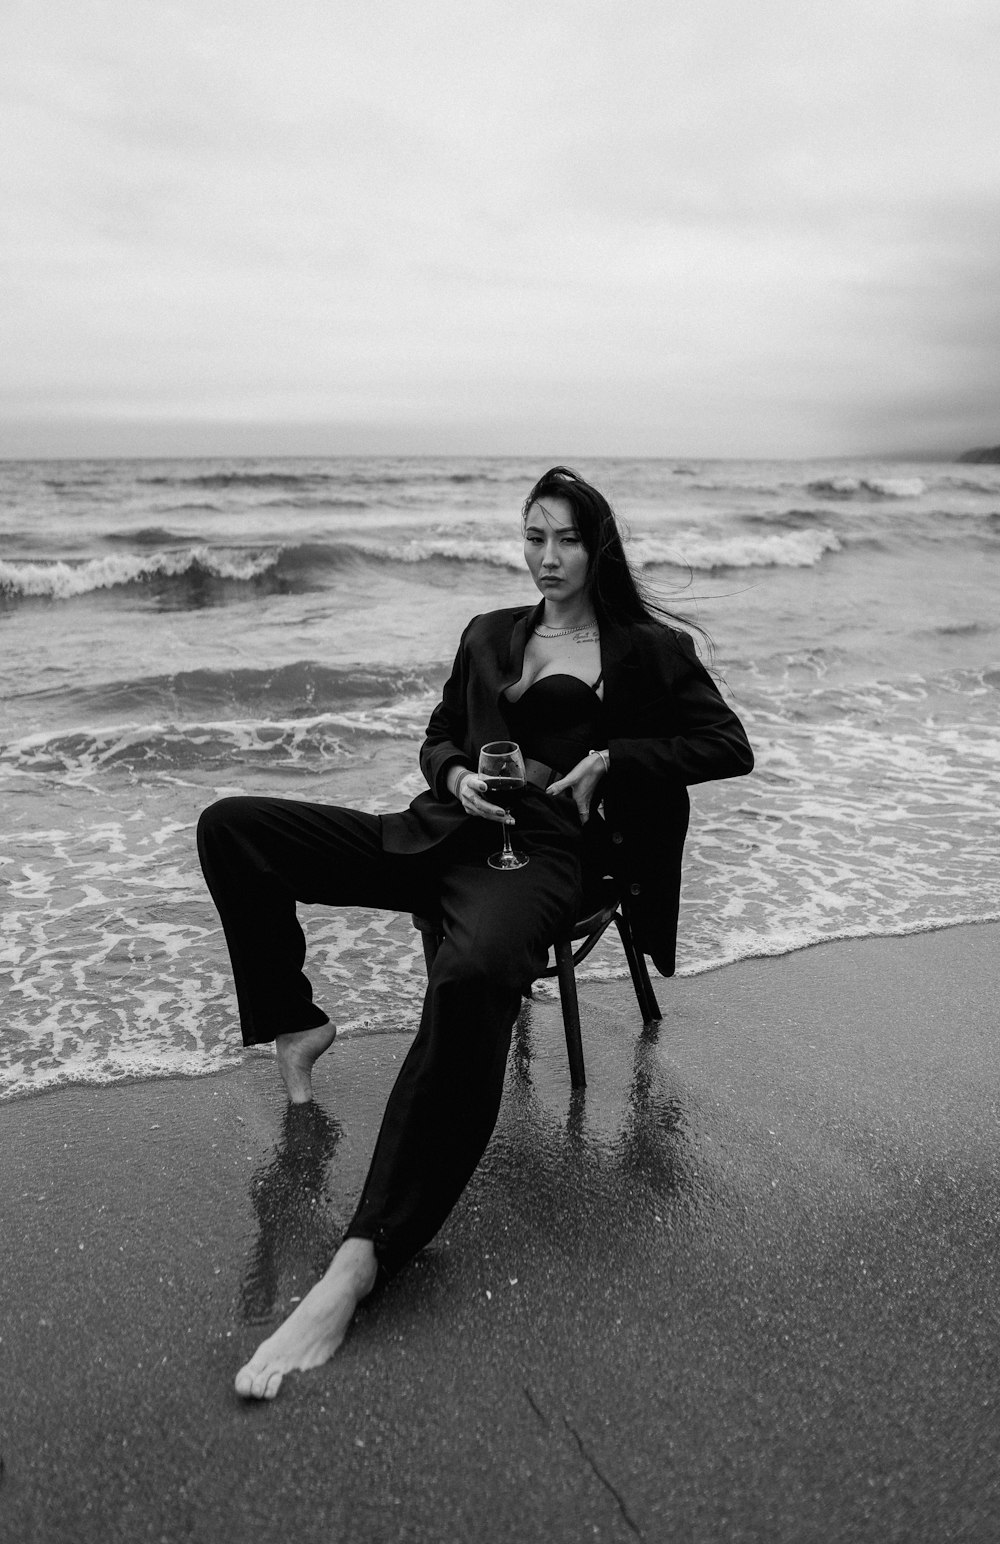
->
[0, 521, 844, 604]
[0, 547, 280, 601]
[806, 476, 926, 499]
[0, 541, 371, 604]
[346, 526, 843, 572]
[632, 528, 841, 569]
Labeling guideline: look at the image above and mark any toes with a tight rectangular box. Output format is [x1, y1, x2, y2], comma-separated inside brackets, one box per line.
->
[234, 1364, 257, 1398]
[235, 1360, 283, 1401]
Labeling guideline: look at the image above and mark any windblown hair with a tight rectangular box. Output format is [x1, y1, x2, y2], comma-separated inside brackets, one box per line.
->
[522, 465, 711, 649]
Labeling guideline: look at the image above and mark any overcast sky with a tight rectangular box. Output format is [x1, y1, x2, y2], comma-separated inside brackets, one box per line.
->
[3, 0, 998, 460]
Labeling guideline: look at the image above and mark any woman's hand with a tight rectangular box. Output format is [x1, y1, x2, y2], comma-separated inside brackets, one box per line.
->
[448, 767, 512, 824]
[545, 751, 608, 824]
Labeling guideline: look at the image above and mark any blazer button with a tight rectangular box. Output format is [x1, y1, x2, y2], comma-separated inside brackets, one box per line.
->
[629, 882, 641, 896]
[611, 831, 623, 845]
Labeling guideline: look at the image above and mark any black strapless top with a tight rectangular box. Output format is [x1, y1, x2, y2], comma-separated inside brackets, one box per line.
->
[502, 673, 604, 776]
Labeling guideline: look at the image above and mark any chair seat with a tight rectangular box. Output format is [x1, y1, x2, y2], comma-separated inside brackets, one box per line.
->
[411, 883, 661, 1089]
[562, 897, 619, 940]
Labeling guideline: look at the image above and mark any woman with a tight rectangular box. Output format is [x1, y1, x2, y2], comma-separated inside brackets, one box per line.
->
[197, 466, 753, 1399]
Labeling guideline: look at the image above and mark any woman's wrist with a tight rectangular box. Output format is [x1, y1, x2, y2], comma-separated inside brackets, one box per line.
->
[448, 765, 473, 799]
[589, 748, 610, 775]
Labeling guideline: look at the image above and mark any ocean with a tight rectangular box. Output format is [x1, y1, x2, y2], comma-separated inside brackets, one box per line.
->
[2, 455, 998, 1102]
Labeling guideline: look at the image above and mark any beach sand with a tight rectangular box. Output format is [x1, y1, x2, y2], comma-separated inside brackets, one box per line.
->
[2, 923, 997, 1543]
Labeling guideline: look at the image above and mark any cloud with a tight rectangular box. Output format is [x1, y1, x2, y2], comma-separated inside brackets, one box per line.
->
[2, 0, 999, 456]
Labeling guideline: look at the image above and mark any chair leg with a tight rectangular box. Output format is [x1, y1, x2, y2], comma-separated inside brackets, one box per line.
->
[416, 913, 593, 1087]
[553, 939, 587, 1088]
[614, 912, 662, 1025]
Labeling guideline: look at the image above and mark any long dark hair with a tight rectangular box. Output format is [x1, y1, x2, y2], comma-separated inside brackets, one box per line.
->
[521, 465, 710, 649]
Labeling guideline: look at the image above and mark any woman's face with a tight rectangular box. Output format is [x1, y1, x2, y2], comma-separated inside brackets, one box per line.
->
[523, 496, 591, 607]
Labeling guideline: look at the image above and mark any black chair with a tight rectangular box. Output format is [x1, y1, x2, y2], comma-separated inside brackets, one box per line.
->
[410, 883, 661, 1089]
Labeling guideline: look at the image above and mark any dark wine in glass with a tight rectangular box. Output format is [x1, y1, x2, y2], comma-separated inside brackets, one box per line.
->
[479, 775, 524, 811]
[478, 741, 528, 870]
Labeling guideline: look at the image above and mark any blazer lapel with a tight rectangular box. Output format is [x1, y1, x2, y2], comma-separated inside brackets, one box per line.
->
[501, 601, 544, 689]
[600, 622, 642, 734]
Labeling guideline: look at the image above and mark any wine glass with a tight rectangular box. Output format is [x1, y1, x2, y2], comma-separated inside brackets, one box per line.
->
[478, 740, 529, 870]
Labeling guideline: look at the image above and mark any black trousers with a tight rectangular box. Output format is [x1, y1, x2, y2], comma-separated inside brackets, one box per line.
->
[196, 792, 584, 1275]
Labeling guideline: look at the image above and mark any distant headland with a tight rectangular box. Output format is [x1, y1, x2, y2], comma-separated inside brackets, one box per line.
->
[957, 445, 1000, 463]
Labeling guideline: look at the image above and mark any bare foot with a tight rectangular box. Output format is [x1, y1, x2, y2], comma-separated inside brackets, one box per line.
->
[234, 1238, 377, 1401]
[275, 1022, 337, 1103]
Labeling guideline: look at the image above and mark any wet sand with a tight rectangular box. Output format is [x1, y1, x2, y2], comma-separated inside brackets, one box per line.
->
[1, 923, 997, 1543]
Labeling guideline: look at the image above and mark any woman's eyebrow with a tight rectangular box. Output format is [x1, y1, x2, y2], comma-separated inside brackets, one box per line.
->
[524, 520, 579, 535]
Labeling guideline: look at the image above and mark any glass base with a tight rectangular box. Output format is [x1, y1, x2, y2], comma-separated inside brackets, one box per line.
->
[487, 847, 529, 870]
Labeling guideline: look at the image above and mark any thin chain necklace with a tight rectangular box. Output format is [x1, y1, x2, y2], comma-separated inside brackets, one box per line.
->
[534, 619, 597, 638]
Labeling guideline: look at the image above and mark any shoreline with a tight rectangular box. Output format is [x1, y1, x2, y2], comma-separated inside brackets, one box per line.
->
[2, 921, 998, 1542]
[3, 909, 999, 1107]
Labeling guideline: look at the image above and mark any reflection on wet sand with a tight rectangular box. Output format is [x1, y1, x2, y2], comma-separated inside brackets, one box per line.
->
[496, 1003, 697, 1245]
[615, 1028, 691, 1196]
[239, 1004, 695, 1326]
[240, 1101, 344, 1324]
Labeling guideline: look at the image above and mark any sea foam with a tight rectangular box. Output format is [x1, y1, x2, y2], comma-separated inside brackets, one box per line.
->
[0, 547, 278, 600]
[0, 701, 435, 782]
[807, 476, 926, 499]
[344, 526, 842, 572]
[631, 528, 841, 569]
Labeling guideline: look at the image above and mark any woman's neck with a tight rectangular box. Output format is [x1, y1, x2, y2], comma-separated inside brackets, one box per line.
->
[540, 598, 596, 630]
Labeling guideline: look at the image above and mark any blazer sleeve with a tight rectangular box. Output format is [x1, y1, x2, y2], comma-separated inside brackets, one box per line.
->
[609, 630, 753, 787]
[418, 617, 477, 800]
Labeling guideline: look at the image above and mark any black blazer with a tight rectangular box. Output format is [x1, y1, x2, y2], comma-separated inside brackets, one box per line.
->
[381, 601, 754, 975]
